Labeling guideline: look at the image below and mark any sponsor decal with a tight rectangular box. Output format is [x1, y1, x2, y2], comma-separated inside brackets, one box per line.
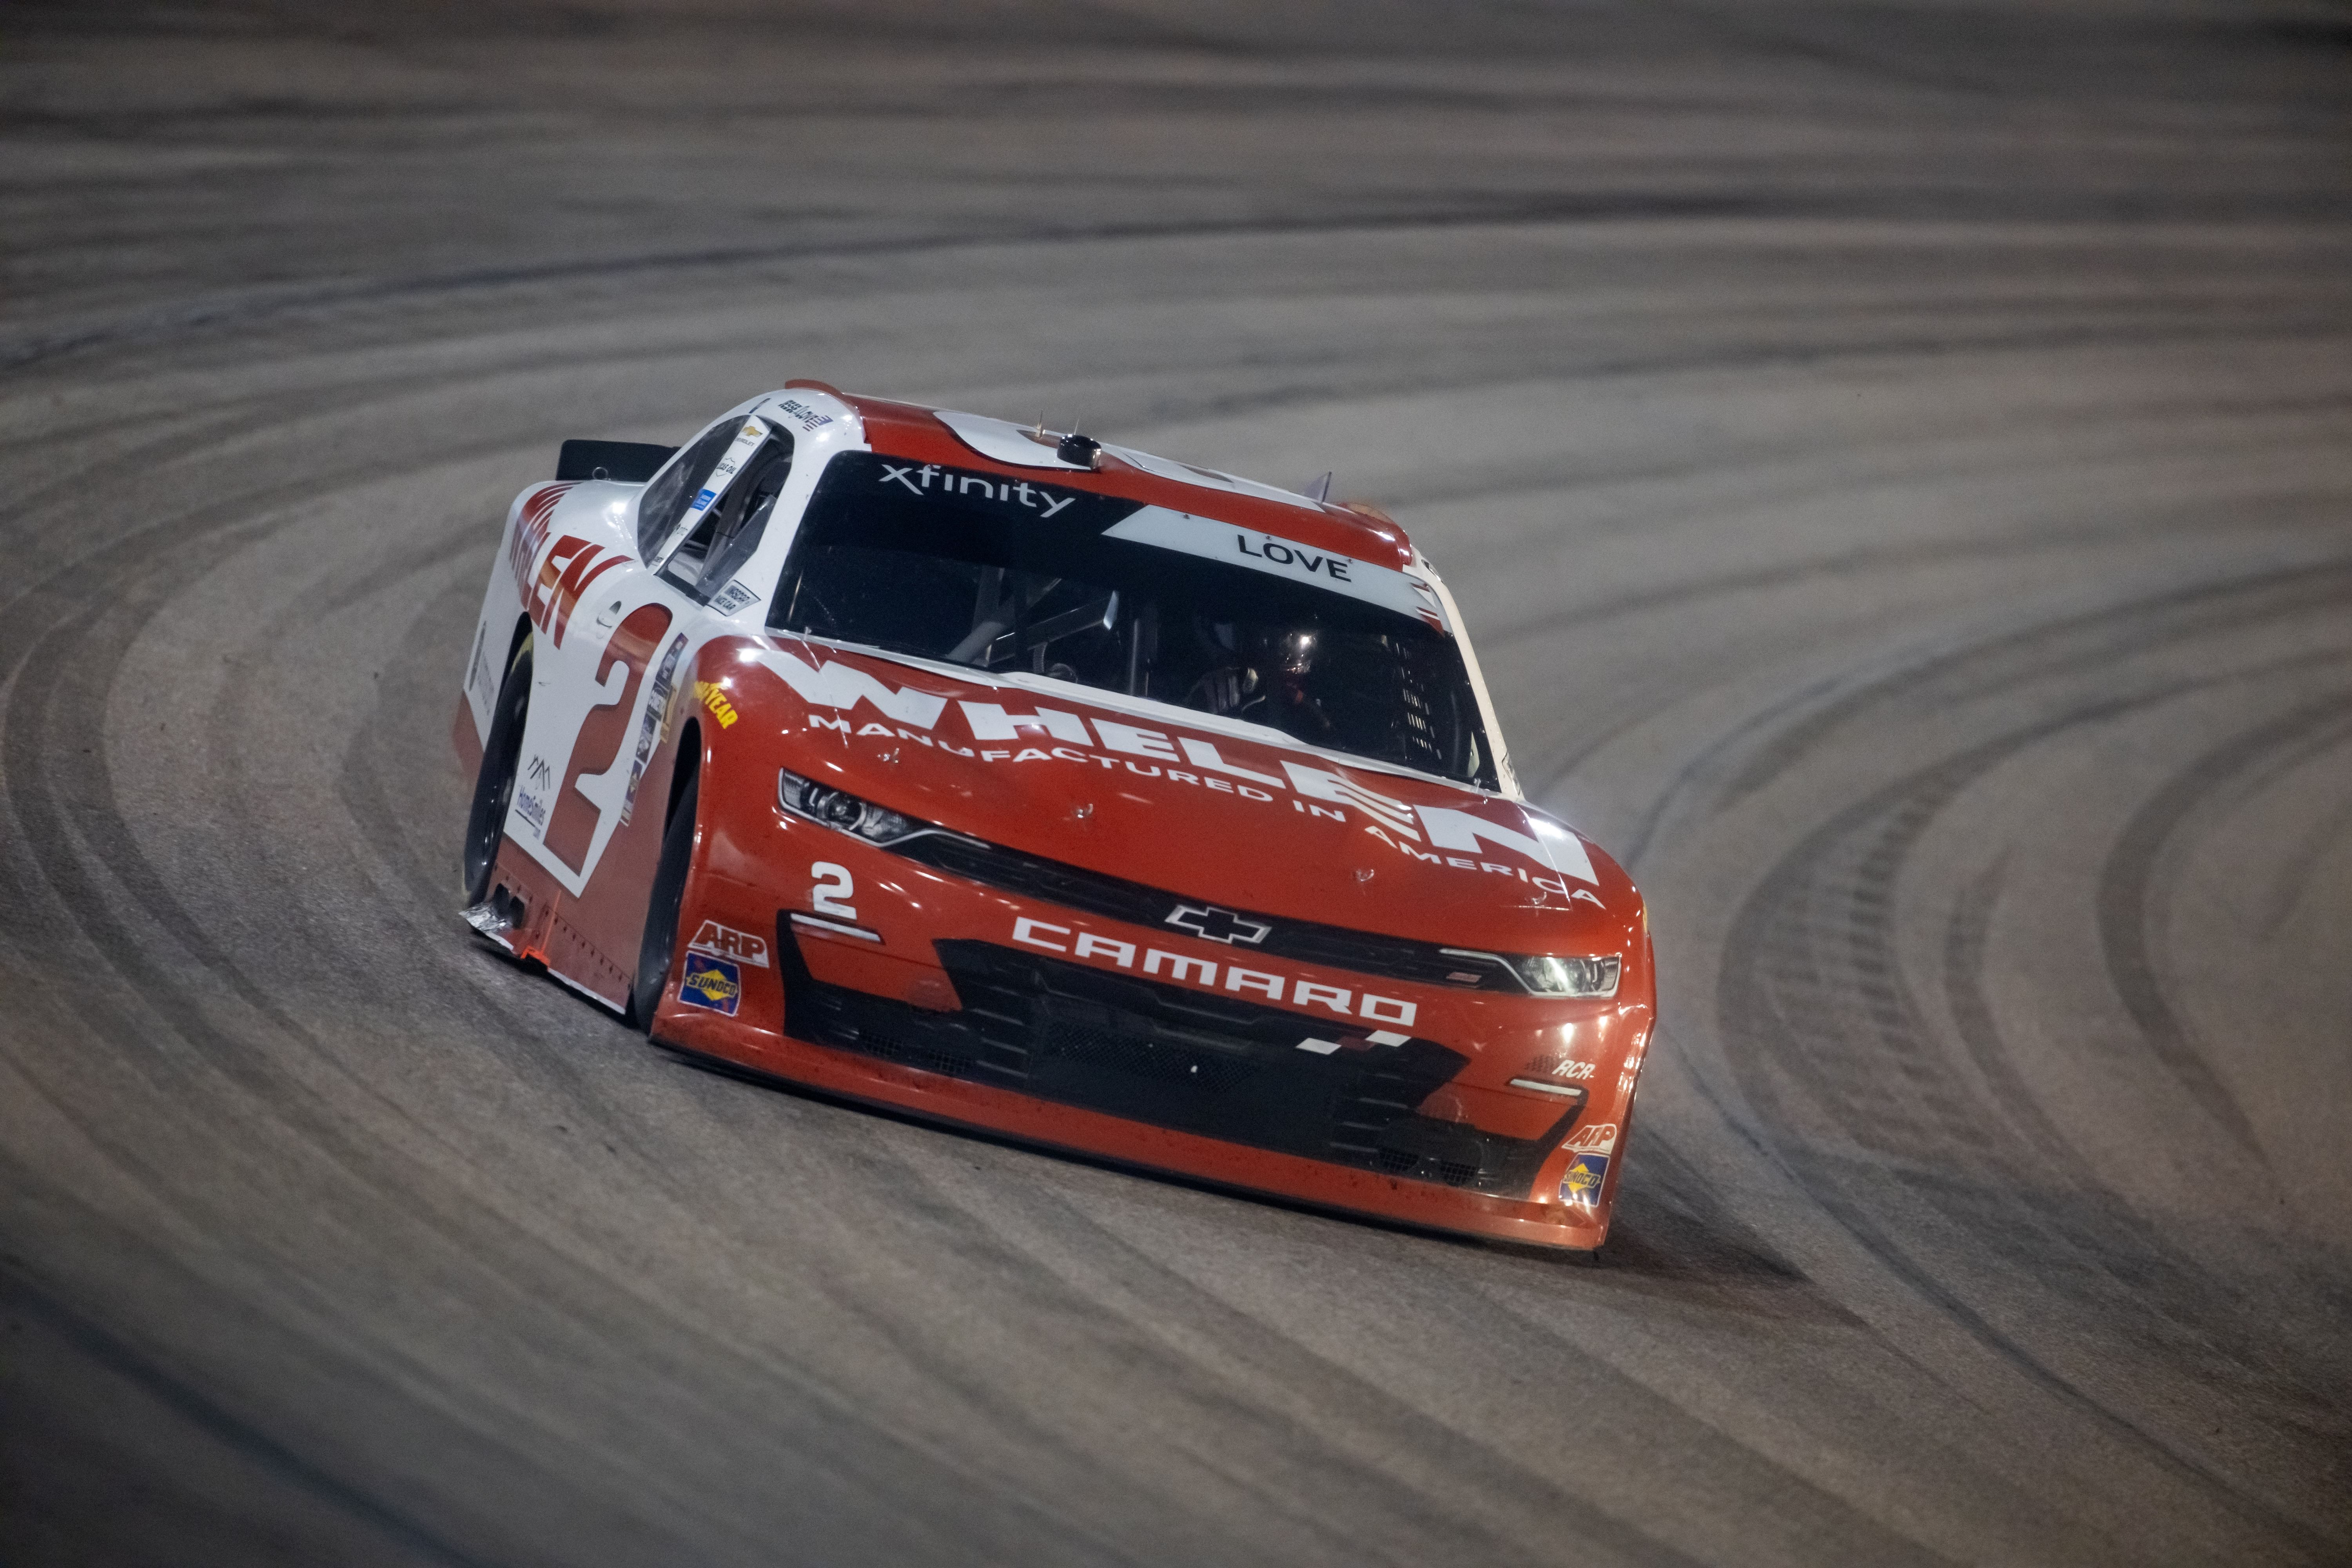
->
[764, 651, 951, 728]
[1564, 1122, 1619, 1155]
[1163, 904, 1270, 945]
[1013, 915, 1416, 1028]
[527, 535, 626, 649]
[514, 789, 548, 833]
[877, 460, 1083, 519]
[524, 753, 555, 790]
[1100, 506, 1444, 627]
[689, 920, 770, 969]
[506, 483, 575, 598]
[772, 396, 835, 433]
[710, 578, 762, 617]
[761, 647, 1602, 892]
[1560, 1151, 1609, 1210]
[1236, 530, 1351, 582]
[619, 633, 689, 827]
[678, 953, 742, 1015]
[1414, 806, 1600, 891]
[1550, 1058, 1598, 1082]
[697, 680, 739, 729]
[1285, 759, 1418, 838]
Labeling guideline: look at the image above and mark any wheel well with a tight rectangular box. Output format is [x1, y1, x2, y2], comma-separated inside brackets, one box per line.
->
[664, 718, 701, 829]
[500, 613, 533, 672]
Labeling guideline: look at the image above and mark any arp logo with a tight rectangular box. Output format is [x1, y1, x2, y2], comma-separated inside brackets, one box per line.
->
[689, 920, 769, 969]
[679, 953, 742, 1015]
[1564, 1122, 1619, 1155]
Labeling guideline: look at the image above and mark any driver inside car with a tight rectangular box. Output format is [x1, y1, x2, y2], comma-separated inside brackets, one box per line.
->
[1187, 623, 1336, 742]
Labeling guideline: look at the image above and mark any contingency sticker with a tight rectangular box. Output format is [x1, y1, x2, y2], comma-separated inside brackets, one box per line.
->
[678, 953, 742, 1015]
[710, 578, 762, 617]
[1563, 1122, 1619, 1156]
[1560, 1152, 1610, 1209]
[618, 632, 689, 828]
[689, 920, 770, 968]
[512, 753, 556, 837]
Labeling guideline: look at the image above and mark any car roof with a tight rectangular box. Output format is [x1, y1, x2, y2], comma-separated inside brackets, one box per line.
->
[804, 383, 1417, 572]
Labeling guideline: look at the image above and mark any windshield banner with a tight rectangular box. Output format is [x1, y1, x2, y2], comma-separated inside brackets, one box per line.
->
[1103, 506, 1449, 630]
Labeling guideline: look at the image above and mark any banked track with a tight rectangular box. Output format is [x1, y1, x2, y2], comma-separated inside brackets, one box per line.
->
[2, 4, 2349, 1564]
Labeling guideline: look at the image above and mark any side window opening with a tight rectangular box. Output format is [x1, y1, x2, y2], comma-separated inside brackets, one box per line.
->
[636, 417, 744, 561]
[660, 432, 793, 601]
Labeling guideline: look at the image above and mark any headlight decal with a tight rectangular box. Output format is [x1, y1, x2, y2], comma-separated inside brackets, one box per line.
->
[1441, 947, 1621, 999]
[777, 768, 928, 846]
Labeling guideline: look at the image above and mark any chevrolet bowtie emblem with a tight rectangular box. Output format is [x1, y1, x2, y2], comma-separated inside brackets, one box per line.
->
[1164, 903, 1272, 945]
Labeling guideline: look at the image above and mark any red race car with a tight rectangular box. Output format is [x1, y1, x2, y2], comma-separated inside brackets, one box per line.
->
[455, 383, 1653, 1252]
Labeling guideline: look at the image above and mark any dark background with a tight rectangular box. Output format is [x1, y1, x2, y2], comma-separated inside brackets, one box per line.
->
[2, 2, 2348, 1563]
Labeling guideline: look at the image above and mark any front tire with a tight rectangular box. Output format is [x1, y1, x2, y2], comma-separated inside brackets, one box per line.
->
[462, 632, 532, 905]
[633, 766, 699, 1036]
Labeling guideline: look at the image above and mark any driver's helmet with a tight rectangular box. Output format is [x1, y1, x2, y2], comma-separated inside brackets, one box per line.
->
[1255, 626, 1319, 679]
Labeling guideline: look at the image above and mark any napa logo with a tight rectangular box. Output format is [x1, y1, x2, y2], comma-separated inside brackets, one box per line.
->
[679, 953, 742, 1016]
[1559, 1151, 1609, 1210]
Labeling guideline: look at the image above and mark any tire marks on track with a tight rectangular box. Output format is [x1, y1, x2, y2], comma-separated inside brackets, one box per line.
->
[2094, 694, 2352, 1152]
[1712, 573, 2352, 1557]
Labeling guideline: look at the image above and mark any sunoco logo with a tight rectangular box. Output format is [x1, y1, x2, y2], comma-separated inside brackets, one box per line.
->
[679, 954, 742, 1015]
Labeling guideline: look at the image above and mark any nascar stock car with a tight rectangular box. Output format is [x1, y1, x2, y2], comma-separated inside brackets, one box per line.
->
[454, 382, 1653, 1251]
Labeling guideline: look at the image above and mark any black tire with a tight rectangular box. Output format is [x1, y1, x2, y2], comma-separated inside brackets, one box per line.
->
[461, 632, 533, 905]
[633, 765, 699, 1035]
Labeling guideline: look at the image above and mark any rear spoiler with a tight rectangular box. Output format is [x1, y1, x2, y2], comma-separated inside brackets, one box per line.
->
[556, 439, 677, 483]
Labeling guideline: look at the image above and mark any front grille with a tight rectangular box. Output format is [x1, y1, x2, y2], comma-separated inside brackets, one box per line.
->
[780, 929, 1573, 1199]
[893, 831, 1528, 993]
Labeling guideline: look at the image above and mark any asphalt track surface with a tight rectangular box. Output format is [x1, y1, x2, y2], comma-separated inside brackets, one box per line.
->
[5, 3, 2351, 1563]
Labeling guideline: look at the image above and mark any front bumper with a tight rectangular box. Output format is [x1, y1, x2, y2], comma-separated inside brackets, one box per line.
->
[658, 811, 1644, 1251]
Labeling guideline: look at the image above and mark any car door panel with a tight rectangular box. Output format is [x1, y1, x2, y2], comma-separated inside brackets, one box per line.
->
[543, 601, 675, 872]
[506, 501, 691, 903]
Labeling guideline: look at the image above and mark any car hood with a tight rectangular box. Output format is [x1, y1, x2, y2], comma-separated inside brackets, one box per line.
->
[713, 635, 1642, 958]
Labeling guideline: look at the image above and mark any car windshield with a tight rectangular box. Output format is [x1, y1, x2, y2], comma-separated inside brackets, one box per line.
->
[768, 452, 1497, 788]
